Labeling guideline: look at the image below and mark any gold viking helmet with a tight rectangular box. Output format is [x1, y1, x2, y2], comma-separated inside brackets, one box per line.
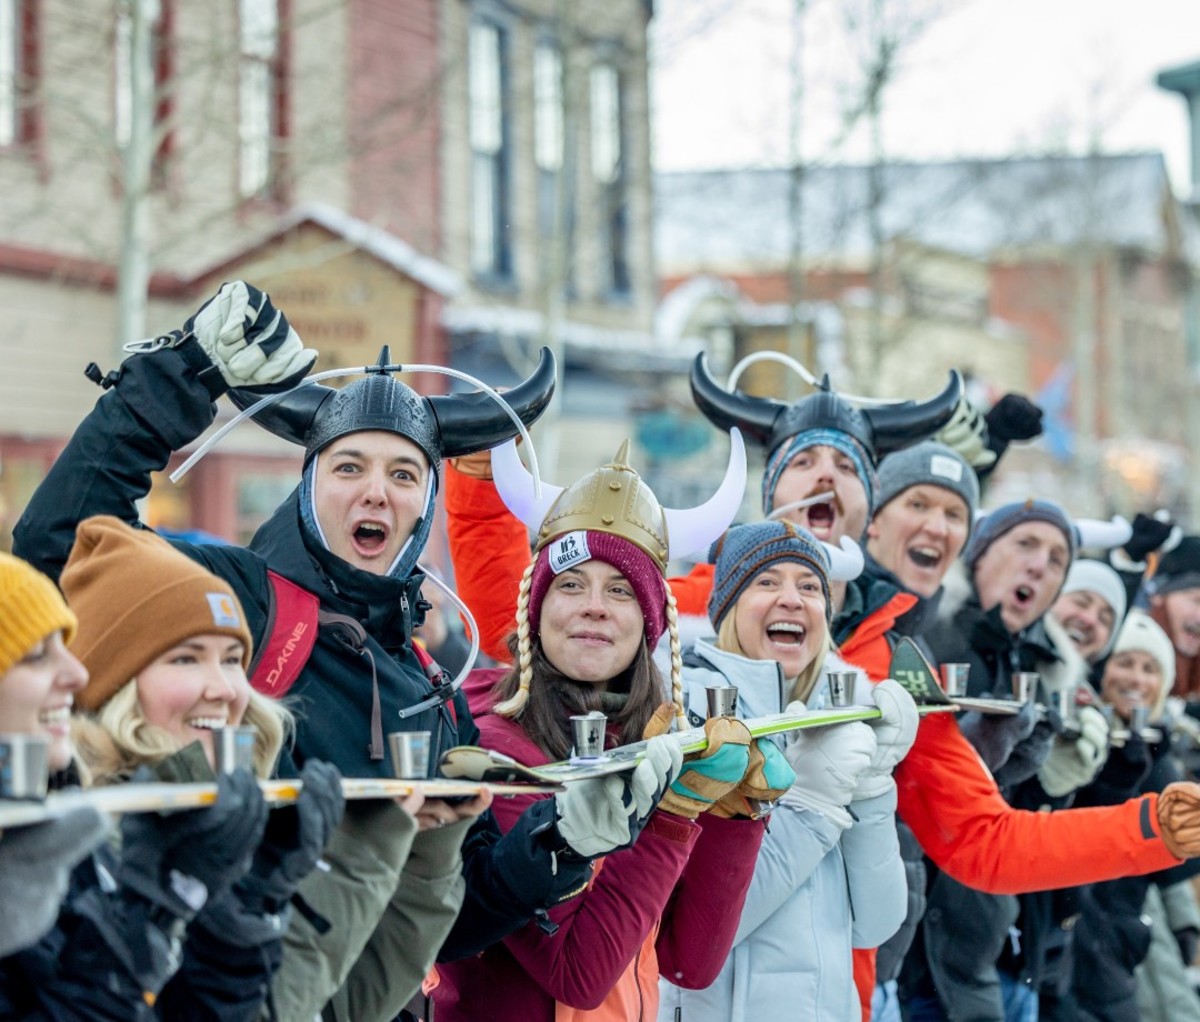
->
[533, 440, 670, 571]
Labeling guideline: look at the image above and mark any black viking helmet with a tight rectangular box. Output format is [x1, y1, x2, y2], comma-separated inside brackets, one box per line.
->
[229, 346, 557, 478]
[689, 353, 962, 465]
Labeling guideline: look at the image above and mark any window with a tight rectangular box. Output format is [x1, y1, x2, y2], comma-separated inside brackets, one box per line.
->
[239, 0, 286, 200]
[534, 41, 561, 236]
[468, 19, 511, 280]
[114, 0, 174, 185]
[590, 62, 629, 297]
[0, 0, 39, 151]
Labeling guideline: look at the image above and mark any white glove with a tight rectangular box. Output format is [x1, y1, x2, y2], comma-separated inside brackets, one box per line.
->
[185, 281, 317, 392]
[1037, 704, 1110, 797]
[856, 679, 919, 800]
[935, 396, 997, 470]
[0, 807, 109, 956]
[554, 735, 682, 857]
[779, 718, 877, 831]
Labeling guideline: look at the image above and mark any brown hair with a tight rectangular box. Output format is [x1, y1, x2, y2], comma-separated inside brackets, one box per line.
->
[489, 632, 664, 761]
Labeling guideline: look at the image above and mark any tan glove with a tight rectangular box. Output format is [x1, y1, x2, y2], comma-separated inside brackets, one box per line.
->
[1158, 782, 1200, 858]
[710, 738, 797, 820]
[650, 716, 752, 820]
[447, 449, 495, 481]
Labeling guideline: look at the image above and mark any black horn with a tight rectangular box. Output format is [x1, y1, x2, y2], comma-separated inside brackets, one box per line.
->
[862, 370, 963, 459]
[689, 352, 785, 447]
[227, 381, 336, 447]
[431, 346, 558, 459]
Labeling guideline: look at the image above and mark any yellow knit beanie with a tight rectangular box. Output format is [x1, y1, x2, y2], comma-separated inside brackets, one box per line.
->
[0, 551, 77, 676]
[61, 516, 253, 711]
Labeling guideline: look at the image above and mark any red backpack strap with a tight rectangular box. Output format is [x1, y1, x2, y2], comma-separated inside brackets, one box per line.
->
[250, 570, 321, 698]
[412, 641, 458, 725]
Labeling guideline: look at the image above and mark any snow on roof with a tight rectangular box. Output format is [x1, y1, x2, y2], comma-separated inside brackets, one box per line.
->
[655, 153, 1182, 272]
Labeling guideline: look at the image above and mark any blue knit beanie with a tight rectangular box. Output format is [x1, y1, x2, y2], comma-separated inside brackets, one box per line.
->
[761, 428, 878, 518]
[964, 499, 1076, 571]
[707, 521, 833, 631]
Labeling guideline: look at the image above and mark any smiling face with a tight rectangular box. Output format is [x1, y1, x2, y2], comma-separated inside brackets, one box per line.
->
[973, 522, 1071, 634]
[867, 484, 970, 597]
[770, 444, 870, 545]
[135, 635, 252, 767]
[0, 631, 87, 773]
[733, 562, 828, 680]
[1100, 649, 1164, 723]
[1051, 589, 1118, 663]
[314, 430, 430, 575]
[1154, 588, 1200, 658]
[537, 560, 646, 688]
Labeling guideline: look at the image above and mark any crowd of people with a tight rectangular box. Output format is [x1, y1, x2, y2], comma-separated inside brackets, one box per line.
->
[4, 278, 1200, 1021]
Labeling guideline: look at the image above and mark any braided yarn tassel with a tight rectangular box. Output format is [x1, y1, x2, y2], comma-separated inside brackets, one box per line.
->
[666, 590, 685, 729]
[493, 561, 537, 718]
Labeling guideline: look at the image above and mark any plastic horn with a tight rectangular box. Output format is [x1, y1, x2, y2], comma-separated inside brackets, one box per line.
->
[726, 351, 907, 407]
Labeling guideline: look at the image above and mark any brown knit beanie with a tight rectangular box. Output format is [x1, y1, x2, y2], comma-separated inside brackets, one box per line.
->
[0, 551, 77, 676]
[61, 516, 253, 711]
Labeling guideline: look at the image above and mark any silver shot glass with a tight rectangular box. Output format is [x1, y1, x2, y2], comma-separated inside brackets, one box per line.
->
[570, 712, 607, 760]
[212, 725, 258, 776]
[1011, 672, 1039, 704]
[938, 663, 971, 699]
[388, 730, 433, 779]
[705, 685, 740, 718]
[826, 671, 858, 707]
[0, 733, 50, 800]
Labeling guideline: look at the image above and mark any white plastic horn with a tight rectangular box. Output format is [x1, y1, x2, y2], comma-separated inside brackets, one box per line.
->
[1075, 515, 1132, 551]
[663, 428, 747, 561]
[493, 439, 563, 531]
[823, 536, 865, 582]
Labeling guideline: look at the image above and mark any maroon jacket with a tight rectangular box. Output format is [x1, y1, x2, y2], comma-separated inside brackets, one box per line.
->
[433, 670, 765, 1022]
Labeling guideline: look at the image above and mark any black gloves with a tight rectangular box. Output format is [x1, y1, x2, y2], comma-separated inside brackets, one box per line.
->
[984, 394, 1044, 444]
[117, 768, 268, 922]
[995, 709, 1062, 789]
[1124, 512, 1176, 564]
[239, 759, 345, 914]
[959, 700, 1038, 773]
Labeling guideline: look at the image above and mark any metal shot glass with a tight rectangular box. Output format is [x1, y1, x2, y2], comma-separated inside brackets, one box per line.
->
[1130, 705, 1150, 735]
[0, 733, 50, 800]
[1011, 672, 1039, 704]
[212, 725, 258, 776]
[388, 731, 432, 779]
[705, 685, 740, 718]
[939, 663, 971, 699]
[1052, 687, 1078, 722]
[570, 712, 607, 760]
[1097, 702, 1116, 725]
[827, 671, 858, 707]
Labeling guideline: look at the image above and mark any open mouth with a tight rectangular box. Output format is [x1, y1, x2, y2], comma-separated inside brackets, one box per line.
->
[186, 717, 230, 731]
[352, 521, 389, 556]
[38, 704, 72, 727]
[766, 622, 807, 646]
[805, 502, 836, 532]
[1065, 626, 1090, 645]
[1186, 623, 1200, 639]
[907, 545, 943, 570]
[1013, 584, 1035, 607]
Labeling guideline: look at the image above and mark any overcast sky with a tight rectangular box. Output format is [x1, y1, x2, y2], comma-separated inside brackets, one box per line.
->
[651, 0, 1200, 195]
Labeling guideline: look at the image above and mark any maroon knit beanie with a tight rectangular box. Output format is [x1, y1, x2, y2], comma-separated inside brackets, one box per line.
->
[527, 530, 668, 649]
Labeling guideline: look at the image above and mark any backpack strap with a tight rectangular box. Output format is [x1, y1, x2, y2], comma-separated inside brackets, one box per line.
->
[250, 570, 321, 698]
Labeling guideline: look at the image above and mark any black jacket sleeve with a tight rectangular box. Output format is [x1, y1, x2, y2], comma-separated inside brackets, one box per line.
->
[13, 343, 220, 581]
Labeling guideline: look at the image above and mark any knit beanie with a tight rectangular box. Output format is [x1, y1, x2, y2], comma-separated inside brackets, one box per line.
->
[761, 428, 878, 518]
[964, 499, 1076, 571]
[61, 516, 253, 711]
[707, 521, 833, 632]
[1110, 610, 1175, 718]
[0, 552, 77, 676]
[874, 441, 979, 520]
[1145, 535, 1200, 597]
[527, 530, 668, 649]
[1060, 559, 1127, 658]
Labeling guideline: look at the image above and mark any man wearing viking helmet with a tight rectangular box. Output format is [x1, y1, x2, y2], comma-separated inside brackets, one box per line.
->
[12, 281, 683, 1022]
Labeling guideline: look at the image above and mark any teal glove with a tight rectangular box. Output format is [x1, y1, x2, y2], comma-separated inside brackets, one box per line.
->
[712, 737, 796, 819]
[657, 717, 752, 820]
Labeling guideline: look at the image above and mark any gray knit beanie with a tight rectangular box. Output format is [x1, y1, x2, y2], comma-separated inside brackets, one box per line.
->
[707, 521, 833, 631]
[964, 499, 1076, 571]
[875, 441, 979, 520]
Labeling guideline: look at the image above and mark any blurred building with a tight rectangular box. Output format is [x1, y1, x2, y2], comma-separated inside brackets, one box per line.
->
[0, 0, 665, 549]
[656, 153, 1197, 518]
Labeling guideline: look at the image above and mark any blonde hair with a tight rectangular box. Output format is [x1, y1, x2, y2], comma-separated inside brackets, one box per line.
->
[72, 678, 292, 786]
[715, 607, 833, 705]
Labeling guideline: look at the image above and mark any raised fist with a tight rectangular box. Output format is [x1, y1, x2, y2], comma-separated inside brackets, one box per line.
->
[184, 280, 317, 393]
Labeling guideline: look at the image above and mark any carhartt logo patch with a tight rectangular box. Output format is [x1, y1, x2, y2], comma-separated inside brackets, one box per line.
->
[929, 454, 964, 483]
[206, 592, 242, 629]
[548, 531, 592, 574]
